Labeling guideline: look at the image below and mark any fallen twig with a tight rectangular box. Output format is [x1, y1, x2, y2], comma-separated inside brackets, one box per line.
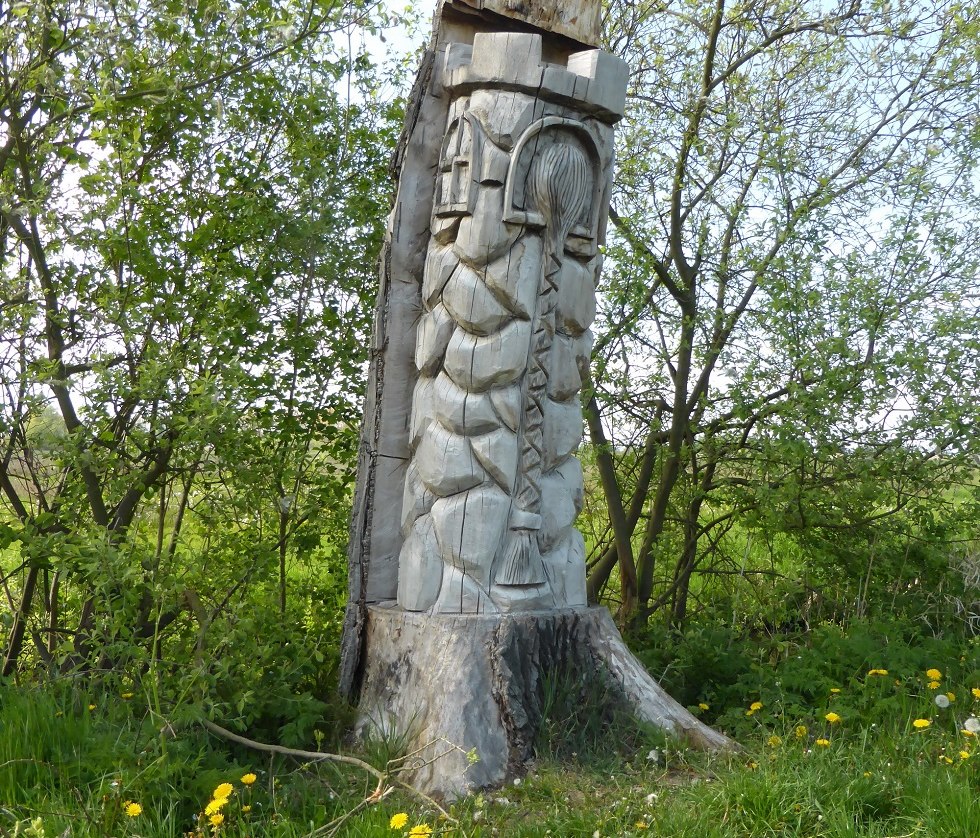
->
[200, 718, 458, 828]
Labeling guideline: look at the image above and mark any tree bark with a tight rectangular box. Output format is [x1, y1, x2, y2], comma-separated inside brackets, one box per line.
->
[356, 605, 734, 799]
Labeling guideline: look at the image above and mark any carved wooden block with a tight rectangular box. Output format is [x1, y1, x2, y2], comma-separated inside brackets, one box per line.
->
[397, 32, 627, 615]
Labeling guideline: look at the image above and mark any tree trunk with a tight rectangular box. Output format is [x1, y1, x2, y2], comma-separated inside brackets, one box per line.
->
[3, 565, 39, 678]
[340, 1, 735, 795]
[356, 605, 733, 799]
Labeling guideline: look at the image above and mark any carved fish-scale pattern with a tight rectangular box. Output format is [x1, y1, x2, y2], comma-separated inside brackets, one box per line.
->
[397, 91, 604, 615]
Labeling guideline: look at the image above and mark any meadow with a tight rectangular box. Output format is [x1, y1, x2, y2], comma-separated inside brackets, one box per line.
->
[3, 618, 978, 838]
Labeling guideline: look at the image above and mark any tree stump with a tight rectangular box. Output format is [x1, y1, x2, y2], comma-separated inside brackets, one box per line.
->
[356, 605, 732, 798]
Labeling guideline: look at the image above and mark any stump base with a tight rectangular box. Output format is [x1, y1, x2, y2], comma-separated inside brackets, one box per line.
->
[355, 605, 733, 798]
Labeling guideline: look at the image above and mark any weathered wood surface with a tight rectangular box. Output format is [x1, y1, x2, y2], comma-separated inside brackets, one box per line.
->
[356, 606, 735, 799]
[443, 0, 601, 46]
[340, 0, 617, 700]
[338, 50, 439, 700]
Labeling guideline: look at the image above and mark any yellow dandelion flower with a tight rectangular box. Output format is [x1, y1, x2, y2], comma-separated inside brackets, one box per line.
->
[830, 688, 841, 694]
[825, 712, 842, 724]
[209, 813, 224, 827]
[750, 701, 763, 711]
[940, 755, 953, 764]
[959, 750, 971, 760]
[409, 824, 432, 837]
[205, 798, 228, 816]
[698, 702, 709, 711]
[927, 681, 941, 689]
[971, 687, 980, 700]
[947, 692, 956, 703]
[390, 813, 409, 830]
[124, 801, 142, 817]
[795, 725, 808, 739]
[635, 821, 649, 830]
[815, 738, 830, 747]
[88, 704, 96, 710]
[213, 783, 234, 800]
[867, 669, 888, 677]
[925, 669, 942, 680]
[242, 805, 252, 813]
[121, 692, 134, 699]
[913, 718, 931, 729]
[745, 709, 755, 717]
[768, 735, 782, 747]
[963, 729, 976, 737]
[240, 773, 257, 786]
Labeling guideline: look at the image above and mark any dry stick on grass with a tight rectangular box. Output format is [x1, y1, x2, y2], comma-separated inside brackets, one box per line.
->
[200, 719, 457, 826]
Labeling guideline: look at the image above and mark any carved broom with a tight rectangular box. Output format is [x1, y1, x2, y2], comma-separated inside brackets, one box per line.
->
[496, 140, 591, 587]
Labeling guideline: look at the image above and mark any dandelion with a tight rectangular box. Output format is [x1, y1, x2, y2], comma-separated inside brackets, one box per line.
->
[971, 688, 980, 700]
[409, 825, 432, 837]
[935, 694, 951, 709]
[867, 669, 888, 677]
[698, 703, 709, 711]
[913, 718, 931, 730]
[124, 801, 142, 817]
[825, 712, 842, 724]
[240, 773, 257, 786]
[795, 725, 808, 739]
[768, 735, 782, 747]
[946, 692, 956, 703]
[213, 783, 234, 800]
[829, 688, 841, 694]
[963, 729, 976, 737]
[940, 755, 953, 764]
[635, 821, 649, 830]
[242, 805, 252, 813]
[390, 813, 409, 830]
[209, 813, 224, 827]
[927, 681, 941, 690]
[88, 704, 96, 710]
[815, 738, 830, 747]
[205, 799, 228, 816]
[750, 701, 763, 711]
[926, 669, 942, 680]
[959, 751, 971, 760]
[121, 692, 134, 699]
[964, 717, 980, 733]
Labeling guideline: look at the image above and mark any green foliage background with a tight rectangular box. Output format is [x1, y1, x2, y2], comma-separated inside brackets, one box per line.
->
[1, 2, 979, 834]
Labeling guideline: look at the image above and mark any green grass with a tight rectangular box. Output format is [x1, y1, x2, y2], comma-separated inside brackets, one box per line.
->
[2, 667, 979, 838]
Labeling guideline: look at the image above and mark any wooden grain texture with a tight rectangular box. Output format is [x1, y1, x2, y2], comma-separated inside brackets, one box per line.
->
[356, 606, 734, 799]
[445, 0, 601, 46]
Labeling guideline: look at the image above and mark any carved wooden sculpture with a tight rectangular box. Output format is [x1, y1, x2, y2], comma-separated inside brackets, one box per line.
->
[397, 35, 616, 615]
[341, 0, 732, 798]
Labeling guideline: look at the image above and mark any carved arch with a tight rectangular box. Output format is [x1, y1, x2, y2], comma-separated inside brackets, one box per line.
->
[503, 117, 603, 253]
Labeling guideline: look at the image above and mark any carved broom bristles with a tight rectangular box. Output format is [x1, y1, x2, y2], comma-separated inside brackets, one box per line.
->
[497, 140, 589, 588]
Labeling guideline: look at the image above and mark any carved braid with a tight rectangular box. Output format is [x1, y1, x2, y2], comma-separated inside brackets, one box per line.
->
[512, 143, 590, 520]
